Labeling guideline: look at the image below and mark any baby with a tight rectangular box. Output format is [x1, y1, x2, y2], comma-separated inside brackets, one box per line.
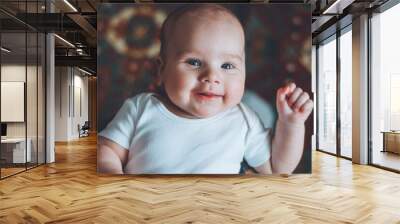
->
[98, 4, 313, 174]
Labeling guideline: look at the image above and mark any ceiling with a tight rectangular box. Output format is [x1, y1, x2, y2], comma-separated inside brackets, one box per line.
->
[0, 0, 392, 74]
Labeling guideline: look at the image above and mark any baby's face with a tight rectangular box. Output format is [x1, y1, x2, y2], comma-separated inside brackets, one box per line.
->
[160, 14, 245, 118]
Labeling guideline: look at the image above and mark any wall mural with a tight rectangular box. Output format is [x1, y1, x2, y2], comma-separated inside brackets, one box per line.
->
[97, 3, 312, 174]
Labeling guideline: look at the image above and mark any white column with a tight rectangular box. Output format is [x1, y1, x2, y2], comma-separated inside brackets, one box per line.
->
[46, 1, 55, 163]
[352, 14, 369, 164]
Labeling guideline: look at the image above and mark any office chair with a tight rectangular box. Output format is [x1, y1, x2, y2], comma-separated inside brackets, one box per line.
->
[79, 121, 90, 138]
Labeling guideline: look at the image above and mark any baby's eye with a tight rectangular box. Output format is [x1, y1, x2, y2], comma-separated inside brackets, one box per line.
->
[221, 63, 235, 70]
[185, 58, 202, 67]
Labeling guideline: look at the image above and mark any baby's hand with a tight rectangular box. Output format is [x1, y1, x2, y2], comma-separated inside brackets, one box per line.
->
[276, 82, 313, 125]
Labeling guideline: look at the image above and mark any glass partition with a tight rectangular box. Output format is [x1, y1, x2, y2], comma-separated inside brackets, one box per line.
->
[27, 0, 41, 170]
[38, 32, 45, 165]
[27, 30, 38, 169]
[1, 30, 28, 177]
[317, 35, 337, 155]
[0, 1, 46, 179]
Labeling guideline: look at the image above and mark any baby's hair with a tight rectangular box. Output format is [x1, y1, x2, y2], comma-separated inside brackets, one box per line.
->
[159, 4, 242, 62]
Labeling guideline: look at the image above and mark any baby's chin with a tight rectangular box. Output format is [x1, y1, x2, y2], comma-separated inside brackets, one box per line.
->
[188, 107, 229, 119]
[186, 101, 241, 119]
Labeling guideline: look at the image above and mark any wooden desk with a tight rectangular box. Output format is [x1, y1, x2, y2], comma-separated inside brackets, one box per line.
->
[1, 138, 31, 163]
[381, 131, 400, 154]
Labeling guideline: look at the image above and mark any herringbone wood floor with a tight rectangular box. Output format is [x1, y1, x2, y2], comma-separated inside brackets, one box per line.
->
[1, 135, 400, 223]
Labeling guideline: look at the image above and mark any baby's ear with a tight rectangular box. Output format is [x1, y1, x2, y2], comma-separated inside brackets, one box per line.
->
[157, 57, 165, 72]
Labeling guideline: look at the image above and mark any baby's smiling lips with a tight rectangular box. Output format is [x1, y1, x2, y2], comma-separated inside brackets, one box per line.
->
[195, 92, 223, 100]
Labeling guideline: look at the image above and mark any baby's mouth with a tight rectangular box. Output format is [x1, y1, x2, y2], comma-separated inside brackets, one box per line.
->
[195, 92, 223, 100]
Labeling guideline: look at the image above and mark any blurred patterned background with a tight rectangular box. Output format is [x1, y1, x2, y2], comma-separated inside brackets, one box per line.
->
[97, 3, 312, 173]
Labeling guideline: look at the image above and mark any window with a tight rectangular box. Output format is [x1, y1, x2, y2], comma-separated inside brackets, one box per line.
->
[339, 27, 352, 158]
[370, 2, 400, 171]
[317, 35, 337, 155]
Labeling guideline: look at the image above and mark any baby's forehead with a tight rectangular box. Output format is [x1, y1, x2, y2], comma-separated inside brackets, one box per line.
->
[160, 5, 245, 58]
[169, 15, 243, 44]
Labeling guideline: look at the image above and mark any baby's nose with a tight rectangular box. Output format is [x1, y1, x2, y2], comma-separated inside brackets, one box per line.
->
[201, 70, 221, 84]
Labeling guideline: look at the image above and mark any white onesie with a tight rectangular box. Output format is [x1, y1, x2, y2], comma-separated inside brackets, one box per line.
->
[99, 93, 271, 174]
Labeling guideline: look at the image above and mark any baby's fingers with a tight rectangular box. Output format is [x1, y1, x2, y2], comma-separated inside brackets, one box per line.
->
[276, 86, 289, 103]
[287, 87, 303, 107]
[287, 82, 296, 93]
[293, 92, 309, 111]
[300, 99, 314, 114]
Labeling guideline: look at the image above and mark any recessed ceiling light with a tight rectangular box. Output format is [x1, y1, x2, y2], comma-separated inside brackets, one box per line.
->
[54, 34, 75, 48]
[322, 0, 354, 15]
[77, 67, 93, 76]
[1, 47, 11, 53]
[63, 0, 78, 12]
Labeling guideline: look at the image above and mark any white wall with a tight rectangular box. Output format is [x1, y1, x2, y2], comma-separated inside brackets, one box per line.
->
[1, 65, 26, 132]
[55, 67, 69, 141]
[1, 65, 26, 140]
[1, 64, 46, 164]
[1, 82, 25, 122]
[72, 73, 89, 138]
[1, 65, 40, 137]
[54, 67, 89, 141]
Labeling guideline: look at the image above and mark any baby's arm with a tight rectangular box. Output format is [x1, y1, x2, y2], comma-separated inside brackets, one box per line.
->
[272, 83, 313, 173]
[270, 117, 306, 173]
[254, 159, 272, 174]
[255, 83, 313, 174]
[97, 136, 129, 174]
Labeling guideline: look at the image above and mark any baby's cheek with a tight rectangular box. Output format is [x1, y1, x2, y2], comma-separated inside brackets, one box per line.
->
[174, 77, 196, 100]
[225, 82, 245, 105]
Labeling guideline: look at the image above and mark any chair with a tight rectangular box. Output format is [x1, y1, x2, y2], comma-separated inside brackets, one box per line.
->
[78, 121, 90, 138]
